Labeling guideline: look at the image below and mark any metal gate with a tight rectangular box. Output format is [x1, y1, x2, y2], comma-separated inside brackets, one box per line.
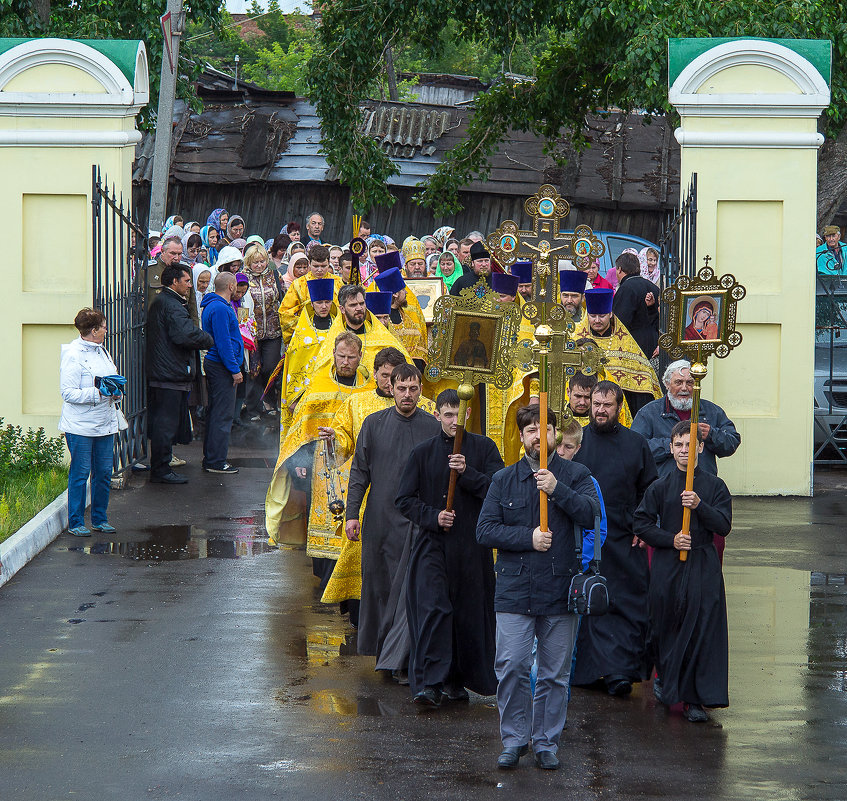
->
[91, 166, 148, 473]
[657, 173, 698, 377]
[814, 273, 847, 465]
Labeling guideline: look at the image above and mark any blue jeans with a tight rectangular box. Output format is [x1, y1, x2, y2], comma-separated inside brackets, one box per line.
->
[65, 433, 114, 528]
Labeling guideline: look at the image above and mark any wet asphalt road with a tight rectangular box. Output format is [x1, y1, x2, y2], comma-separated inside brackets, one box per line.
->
[1, 424, 847, 800]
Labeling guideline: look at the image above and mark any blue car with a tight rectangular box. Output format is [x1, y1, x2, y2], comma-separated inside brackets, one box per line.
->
[561, 230, 660, 285]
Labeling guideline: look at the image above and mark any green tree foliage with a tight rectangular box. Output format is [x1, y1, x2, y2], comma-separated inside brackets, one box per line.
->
[307, 0, 847, 215]
[0, 0, 224, 127]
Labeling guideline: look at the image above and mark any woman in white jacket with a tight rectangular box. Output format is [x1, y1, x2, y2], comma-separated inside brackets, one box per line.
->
[58, 308, 127, 537]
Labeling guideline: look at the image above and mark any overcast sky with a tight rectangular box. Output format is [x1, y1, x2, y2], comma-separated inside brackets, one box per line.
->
[225, 0, 312, 12]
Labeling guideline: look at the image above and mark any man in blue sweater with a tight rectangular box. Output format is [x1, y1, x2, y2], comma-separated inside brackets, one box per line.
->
[200, 272, 244, 474]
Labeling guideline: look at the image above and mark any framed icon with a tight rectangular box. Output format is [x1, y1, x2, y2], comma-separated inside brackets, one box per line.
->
[406, 277, 445, 324]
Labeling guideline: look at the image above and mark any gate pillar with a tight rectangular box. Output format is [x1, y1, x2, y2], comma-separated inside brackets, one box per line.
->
[669, 38, 830, 495]
[0, 38, 148, 433]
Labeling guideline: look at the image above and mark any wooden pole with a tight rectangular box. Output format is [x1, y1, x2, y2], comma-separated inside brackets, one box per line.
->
[535, 324, 553, 531]
[445, 382, 475, 512]
[679, 361, 707, 562]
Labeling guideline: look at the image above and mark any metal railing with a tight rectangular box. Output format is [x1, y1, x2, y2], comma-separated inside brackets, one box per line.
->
[657, 173, 697, 377]
[92, 165, 148, 473]
[814, 274, 847, 465]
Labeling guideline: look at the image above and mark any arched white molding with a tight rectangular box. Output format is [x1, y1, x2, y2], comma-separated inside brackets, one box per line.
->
[670, 39, 830, 119]
[0, 39, 146, 116]
[133, 41, 150, 106]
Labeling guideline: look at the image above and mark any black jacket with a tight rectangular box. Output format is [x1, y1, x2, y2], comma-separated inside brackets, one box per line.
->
[612, 273, 660, 358]
[476, 453, 599, 615]
[449, 270, 492, 296]
[146, 287, 213, 385]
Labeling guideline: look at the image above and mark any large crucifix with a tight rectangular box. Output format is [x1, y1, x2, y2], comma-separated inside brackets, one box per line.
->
[485, 184, 606, 302]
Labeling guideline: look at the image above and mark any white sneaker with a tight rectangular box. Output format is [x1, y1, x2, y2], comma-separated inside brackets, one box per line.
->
[170, 456, 187, 467]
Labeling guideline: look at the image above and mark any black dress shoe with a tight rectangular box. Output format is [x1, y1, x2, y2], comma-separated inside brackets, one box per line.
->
[497, 745, 528, 770]
[606, 679, 633, 697]
[391, 669, 409, 685]
[149, 472, 188, 484]
[683, 703, 709, 722]
[413, 687, 442, 707]
[444, 684, 469, 702]
[534, 750, 560, 770]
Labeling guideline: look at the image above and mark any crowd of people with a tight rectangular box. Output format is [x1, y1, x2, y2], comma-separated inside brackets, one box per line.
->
[60, 207, 743, 772]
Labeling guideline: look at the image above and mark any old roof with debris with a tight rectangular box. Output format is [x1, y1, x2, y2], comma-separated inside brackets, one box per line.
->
[134, 70, 679, 210]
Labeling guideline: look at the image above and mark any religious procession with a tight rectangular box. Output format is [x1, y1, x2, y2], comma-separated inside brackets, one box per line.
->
[3, 20, 844, 801]
[120, 184, 742, 771]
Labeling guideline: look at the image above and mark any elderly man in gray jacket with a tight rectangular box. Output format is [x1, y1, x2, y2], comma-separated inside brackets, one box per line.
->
[631, 359, 740, 479]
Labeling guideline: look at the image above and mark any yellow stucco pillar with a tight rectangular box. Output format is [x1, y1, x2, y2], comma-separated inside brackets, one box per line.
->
[669, 39, 831, 495]
[0, 38, 148, 434]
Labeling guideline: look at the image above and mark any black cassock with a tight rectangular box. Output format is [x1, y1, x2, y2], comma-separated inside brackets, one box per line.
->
[395, 430, 505, 695]
[634, 467, 732, 707]
[573, 423, 658, 685]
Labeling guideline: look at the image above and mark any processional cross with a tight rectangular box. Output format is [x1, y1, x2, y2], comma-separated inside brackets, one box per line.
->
[488, 185, 608, 529]
[486, 184, 605, 302]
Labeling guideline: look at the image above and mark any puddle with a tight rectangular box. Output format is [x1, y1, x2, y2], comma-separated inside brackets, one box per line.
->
[60, 524, 275, 561]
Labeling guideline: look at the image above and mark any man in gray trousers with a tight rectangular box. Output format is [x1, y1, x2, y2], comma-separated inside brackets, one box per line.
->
[477, 404, 599, 770]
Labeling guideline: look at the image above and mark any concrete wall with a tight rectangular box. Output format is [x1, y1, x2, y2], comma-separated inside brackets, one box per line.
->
[669, 39, 831, 495]
[0, 38, 148, 434]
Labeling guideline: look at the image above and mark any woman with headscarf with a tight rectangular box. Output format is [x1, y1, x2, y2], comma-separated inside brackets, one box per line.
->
[434, 249, 463, 291]
[192, 263, 213, 318]
[639, 246, 661, 285]
[206, 208, 228, 240]
[200, 225, 219, 266]
[184, 221, 201, 234]
[283, 251, 310, 291]
[361, 235, 386, 286]
[181, 231, 203, 265]
[229, 238, 247, 254]
[223, 214, 245, 246]
[243, 243, 283, 420]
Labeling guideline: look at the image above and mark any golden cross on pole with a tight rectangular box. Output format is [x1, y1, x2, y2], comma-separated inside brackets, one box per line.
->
[512, 303, 606, 424]
[485, 184, 605, 302]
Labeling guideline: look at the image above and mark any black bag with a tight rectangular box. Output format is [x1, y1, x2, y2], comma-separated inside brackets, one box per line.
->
[567, 514, 610, 616]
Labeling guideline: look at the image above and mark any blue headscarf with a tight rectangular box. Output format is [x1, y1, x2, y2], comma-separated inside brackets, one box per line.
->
[200, 224, 219, 266]
[206, 208, 228, 238]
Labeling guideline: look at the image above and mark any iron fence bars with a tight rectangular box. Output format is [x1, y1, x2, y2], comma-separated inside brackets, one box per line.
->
[814, 273, 847, 465]
[92, 165, 148, 473]
[657, 173, 698, 378]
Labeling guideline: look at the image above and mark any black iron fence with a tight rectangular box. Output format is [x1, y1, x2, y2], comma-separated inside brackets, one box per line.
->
[814, 274, 847, 465]
[656, 173, 697, 377]
[92, 166, 148, 473]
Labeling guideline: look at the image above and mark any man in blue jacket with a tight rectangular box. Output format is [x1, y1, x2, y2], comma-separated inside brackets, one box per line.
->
[631, 359, 740, 479]
[200, 272, 244, 474]
[477, 404, 599, 772]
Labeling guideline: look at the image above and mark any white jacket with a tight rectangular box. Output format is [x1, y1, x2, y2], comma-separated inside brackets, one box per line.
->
[58, 338, 127, 437]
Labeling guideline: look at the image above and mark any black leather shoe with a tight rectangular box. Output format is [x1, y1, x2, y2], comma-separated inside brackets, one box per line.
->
[413, 687, 442, 707]
[444, 684, 469, 702]
[683, 703, 708, 722]
[392, 669, 409, 685]
[534, 750, 560, 770]
[606, 679, 633, 697]
[497, 745, 528, 770]
[149, 472, 188, 484]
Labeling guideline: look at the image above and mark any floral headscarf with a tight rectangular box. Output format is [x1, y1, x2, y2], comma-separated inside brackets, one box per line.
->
[206, 208, 227, 237]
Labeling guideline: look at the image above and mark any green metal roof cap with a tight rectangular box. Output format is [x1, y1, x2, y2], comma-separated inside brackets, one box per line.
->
[668, 38, 831, 88]
[0, 38, 142, 84]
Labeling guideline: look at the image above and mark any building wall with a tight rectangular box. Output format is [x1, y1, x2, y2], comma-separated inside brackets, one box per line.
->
[0, 38, 146, 435]
[669, 39, 830, 495]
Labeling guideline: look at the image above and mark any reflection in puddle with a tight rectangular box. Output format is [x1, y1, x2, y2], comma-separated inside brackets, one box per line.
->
[62, 524, 275, 561]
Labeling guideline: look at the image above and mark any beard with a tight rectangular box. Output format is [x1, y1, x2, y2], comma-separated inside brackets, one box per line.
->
[668, 394, 693, 411]
[590, 414, 617, 433]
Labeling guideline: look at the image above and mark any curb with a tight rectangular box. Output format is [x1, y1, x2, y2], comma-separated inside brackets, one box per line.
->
[0, 490, 69, 589]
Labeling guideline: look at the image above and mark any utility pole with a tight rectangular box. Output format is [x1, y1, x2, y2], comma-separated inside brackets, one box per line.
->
[149, 0, 185, 232]
[384, 45, 399, 102]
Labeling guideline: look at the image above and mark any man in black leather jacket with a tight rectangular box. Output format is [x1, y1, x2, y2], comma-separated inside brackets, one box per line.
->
[146, 264, 213, 483]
